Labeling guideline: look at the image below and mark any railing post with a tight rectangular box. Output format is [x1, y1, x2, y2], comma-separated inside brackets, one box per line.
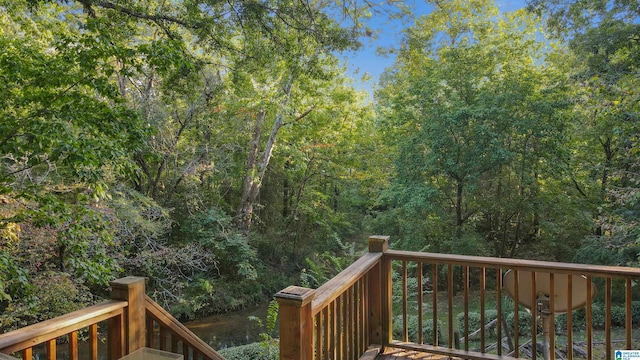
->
[111, 276, 146, 357]
[276, 286, 315, 360]
[368, 235, 389, 253]
[368, 236, 391, 348]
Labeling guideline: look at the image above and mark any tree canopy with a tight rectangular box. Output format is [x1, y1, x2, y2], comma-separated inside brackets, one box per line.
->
[0, 0, 638, 331]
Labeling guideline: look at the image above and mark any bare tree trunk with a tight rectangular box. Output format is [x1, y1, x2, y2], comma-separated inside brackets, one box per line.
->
[237, 110, 267, 231]
[456, 180, 464, 240]
[236, 74, 295, 231]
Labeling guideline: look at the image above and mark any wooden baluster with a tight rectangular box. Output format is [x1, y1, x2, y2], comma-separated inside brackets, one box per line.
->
[432, 264, 438, 346]
[181, 343, 189, 360]
[549, 273, 555, 360]
[348, 285, 359, 359]
[108, 312, 125, 360]
[345, 288, 350, 358]
[448, 265, 453, 349]
[496, 269, 502, 356]
[418, 262, 423, 345]
[586, 277, 592, 360]
[360, 278, 366, 355]
[21, 348, 32, 360]
[315, 312, 322, 359]
[513, 269, 519, 358]
[89, 324, 98, 360]
[402, 261, 408, 342]
[605, 277, 612, 359]
[567, 275, 573, 360]
[356, 282, 360, 356]
[342, 293, 348, 359]
[45, 339, 56, 360]
[356, 280, 361, 356]
[337, 296, 344, 358]
[530, 271, 536, 360]
[355, 280, 360, 356]
[171, 334, 179, 353]
[480, 267, 486, 353]
[323, 307, 330, 360]
[147, 318, 154, 348]
[626, 278, 633, 350]
[363, 275, 369, 351]
[68, 331, 78, 360]
[330, 300, 337, 359]
[159, 326, 167, 351]
[275, 286, 315, 360]
[463, 266, 469, 351]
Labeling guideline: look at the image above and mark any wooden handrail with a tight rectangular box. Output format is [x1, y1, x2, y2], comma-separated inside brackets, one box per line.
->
[385, 249, 640, 278]
[276, 236, 388, 360]
[312, 252, 383, 316]
[0, 277, 228, 360]
[278, 235, 640, 360]
[144, 296, 226, 360]
[0, 300, 127, 355]
[386, 248, 640, 360]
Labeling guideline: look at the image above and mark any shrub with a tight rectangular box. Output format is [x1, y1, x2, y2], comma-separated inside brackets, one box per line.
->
[0, 271, 94, 332]
[611, 306, 626, 327]
[218, 342, 278, 360]
[505, 310, 543, 336]
[456, 310, 499, 339]
[591, 303, 606, 329]
[633, 301, 640, 324]
[555, 308, 588, 332]
[393, 315, 443, 345]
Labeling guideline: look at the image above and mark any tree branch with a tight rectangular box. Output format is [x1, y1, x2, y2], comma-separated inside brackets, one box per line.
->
[284, 105, 316, 126]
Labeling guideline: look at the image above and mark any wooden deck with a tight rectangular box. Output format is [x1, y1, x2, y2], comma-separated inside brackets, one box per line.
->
[376, 347, 458, 359]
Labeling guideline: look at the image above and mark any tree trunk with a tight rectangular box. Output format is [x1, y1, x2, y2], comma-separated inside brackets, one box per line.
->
[237, 110, 267, 231]
[236, 74, 295, 231]
[456, 180, 464, 240]
[282, 160, 290, 218]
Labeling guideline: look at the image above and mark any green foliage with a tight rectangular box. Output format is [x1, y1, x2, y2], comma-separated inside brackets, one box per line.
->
[392, 315, 443, 345]
[218, 342, 278, 360]
[0, 0, 637, 340]
[456, 310, 499, 338]
[0, 271, 94, 332]
[0, 249, 30, 303]
[301, 236, 359, 288]
[247, 299, 279, 359]
[221, 300, 279, 360]
[181, 208, 257, 281]
[375, 0, 575, 258]
[505, 310, 540, 336]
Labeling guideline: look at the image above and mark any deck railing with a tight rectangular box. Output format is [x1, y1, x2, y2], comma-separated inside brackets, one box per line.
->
[277, 235, 640, 360]
[0, 277, 225, 360]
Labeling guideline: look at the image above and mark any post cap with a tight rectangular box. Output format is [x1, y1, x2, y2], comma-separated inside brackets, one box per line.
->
[275, 286, 315, 307]
[368, 235, 389, 253]
[110, 276, 146, 288]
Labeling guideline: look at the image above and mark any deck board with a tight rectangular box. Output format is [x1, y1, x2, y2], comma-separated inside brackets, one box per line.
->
[376, 347, 459, 359]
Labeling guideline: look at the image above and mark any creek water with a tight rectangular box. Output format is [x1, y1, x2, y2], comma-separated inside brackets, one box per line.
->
[184, 302, 271, 350]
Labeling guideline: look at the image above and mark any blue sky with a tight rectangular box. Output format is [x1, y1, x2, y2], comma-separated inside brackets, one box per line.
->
[342, 0, 527, 97]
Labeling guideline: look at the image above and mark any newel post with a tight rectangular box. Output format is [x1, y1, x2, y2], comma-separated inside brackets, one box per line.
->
[367, 235, 391, 348]
[275, 286, 315, 360]
[110, 276, 146, 358]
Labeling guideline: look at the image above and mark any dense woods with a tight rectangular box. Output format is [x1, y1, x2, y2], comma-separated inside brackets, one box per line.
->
[0, 0, 638, 335]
